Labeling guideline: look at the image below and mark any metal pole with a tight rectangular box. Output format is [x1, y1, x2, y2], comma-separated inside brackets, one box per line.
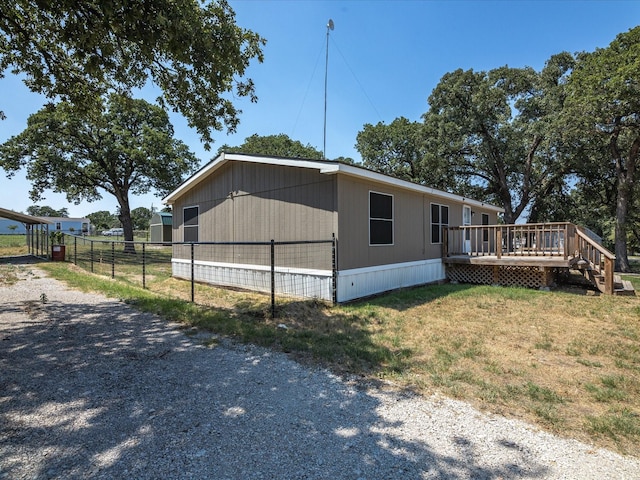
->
[271, 239, 275, 319]
[190, 243, 195, 303]
[332, 234, 337, 304]
[111, 241, 115, 279]
[74, 236, 77, 265]
[142, 242, 146, 289]
[323, 19, 334, 159]
[90, 240, 94, 273]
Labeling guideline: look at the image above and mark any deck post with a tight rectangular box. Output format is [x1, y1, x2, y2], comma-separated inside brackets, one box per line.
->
[442, 228, 448, 257]
[496, 228, 502, 259]
[604, 257, 614, 295]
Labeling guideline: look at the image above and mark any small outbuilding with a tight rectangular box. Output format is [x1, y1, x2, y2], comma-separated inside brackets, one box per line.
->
[150, 212, 172, 243]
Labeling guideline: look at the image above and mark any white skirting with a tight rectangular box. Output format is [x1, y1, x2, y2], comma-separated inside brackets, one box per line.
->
[336, 259, 445, 302]
[172, 258, 445, 303]
[172, 259, 334, 301]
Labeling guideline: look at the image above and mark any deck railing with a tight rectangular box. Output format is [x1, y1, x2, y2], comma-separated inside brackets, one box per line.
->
[575, 226, 615, 294]
[443, 222, 616, 294]
[444, 222, 575, 259]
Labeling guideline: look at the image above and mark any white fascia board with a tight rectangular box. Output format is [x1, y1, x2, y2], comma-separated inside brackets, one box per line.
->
[163, 152, 229, 205]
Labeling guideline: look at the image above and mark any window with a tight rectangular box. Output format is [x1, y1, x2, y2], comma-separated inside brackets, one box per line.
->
[183, 206, 199, 242]
[430, 203, 449, 244]
[56, 222, 61, 231]
[369, 191, 393, 245]
[482, 213, 490, 242]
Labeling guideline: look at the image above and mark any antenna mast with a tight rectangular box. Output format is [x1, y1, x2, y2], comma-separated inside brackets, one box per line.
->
[323, 18, 334, 160]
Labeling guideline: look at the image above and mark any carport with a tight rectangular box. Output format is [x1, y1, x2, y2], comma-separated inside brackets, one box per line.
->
[0, 207, 52, 258]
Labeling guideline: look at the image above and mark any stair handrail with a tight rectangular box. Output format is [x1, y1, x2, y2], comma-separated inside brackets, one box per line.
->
[574, 226, 615, 294]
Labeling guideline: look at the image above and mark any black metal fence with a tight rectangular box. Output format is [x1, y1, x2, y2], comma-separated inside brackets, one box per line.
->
[65, 235, 336, 317]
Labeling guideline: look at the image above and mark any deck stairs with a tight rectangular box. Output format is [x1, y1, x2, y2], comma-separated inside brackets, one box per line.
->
[574, 259, 636, 296]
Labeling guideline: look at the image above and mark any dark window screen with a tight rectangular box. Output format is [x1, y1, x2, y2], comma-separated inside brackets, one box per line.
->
[184, 206, 198, 242]
[431, 204, 449, 244]
[370, 192, 393, 245]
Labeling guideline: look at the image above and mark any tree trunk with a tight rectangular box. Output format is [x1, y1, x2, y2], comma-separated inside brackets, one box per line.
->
[612, 134, 638, 273]
[614, 184, 631, 272]
[116, 195, 136, 254]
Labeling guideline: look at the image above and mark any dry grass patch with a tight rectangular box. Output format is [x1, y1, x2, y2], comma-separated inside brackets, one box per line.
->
[353, 285, 640, 455]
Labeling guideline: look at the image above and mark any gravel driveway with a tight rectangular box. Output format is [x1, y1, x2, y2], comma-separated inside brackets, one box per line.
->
[1, 261, 639, 479]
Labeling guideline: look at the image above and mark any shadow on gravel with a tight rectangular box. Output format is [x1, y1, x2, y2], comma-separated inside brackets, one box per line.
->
[0, 292, 551, 479]
[0, 254, 46, 264]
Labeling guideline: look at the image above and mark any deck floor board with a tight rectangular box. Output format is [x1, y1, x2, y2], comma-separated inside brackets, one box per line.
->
[444, 254, 578, 268]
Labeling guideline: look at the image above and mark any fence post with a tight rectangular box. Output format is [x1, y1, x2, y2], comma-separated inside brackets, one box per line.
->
[190, 243, 195, 302]
[271, 239, 275, 318]
[332, 234, 337, 304]
[142, 242, 146, 289]
[74, 236, 77, 265]
[90, 240, 94, 273]
[111, 241, 115, 279]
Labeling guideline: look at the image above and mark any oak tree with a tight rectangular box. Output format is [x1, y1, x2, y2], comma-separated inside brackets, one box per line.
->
[26, 205, 69, 217]
[422, 54, 575, 224]
[0, 0, 265, 147]
[562, 26, 640, 271]
[0, 94, 199, 248]
[219, 133, 324, 159]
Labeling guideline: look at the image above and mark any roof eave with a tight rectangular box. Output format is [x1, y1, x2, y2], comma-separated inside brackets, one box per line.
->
[162, 153, 504, 213]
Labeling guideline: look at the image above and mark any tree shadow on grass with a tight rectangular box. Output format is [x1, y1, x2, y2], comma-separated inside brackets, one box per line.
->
[0, 287, 556, 479]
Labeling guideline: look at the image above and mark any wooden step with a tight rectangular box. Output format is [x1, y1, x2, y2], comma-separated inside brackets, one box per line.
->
[614, 279, 636, 296]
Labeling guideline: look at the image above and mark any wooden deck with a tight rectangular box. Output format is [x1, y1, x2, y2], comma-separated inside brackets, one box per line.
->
[442, 223, 632, 295]
[444, 254, 580, 268]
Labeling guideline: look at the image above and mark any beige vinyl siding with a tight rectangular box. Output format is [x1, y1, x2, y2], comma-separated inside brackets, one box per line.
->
[170, 158, 501, 271]
[337, 176, 428, 270]
[172, 161, 337, 244]
[336, 175, 500, 270]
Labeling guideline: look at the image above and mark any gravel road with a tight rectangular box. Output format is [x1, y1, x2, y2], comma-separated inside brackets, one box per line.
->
[1, 261, 639, 479]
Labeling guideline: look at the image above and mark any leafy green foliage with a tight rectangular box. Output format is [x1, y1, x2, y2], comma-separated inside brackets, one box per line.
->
[0, 0, 265, 147]
[131, 207, 153, 231]
[219, 133, 323, 159]
[26, 205, 69, 217]
[0, 94, 199, 243]
[562, 26, 640, 271]
[421, 54, 575, 223]
[356, 117, 457, 191]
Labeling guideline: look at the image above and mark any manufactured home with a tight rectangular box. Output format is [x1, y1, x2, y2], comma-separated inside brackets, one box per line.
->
[45, 217, 90, 236]
[0, 215, 88, 236]
[163, 153, 503, 302]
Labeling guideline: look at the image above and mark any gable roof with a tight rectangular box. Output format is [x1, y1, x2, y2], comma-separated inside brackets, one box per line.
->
[151, 212, 172, 226]
[163, 152, 504, 213]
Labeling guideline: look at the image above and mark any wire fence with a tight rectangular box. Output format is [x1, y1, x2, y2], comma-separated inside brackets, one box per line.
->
[65, 235, 336, 317]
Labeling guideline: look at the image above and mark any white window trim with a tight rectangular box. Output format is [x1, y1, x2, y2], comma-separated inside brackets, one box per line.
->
[369, 190, 394, 246]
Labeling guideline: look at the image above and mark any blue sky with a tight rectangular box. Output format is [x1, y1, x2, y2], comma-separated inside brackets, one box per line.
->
[1, 0, 639, 218]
